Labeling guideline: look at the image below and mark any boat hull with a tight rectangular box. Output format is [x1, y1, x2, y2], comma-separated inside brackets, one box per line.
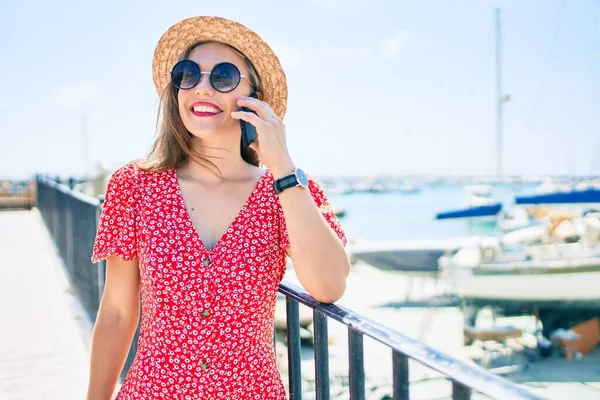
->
[350, 248, 446, 276]
[349, 236, 499, 276]
[436, 203, 503, 220]
[457, 269, 600, 303]
[449, 260, 600, 336]
[449, 257, 600, 308]
[516, 188, 600, 205]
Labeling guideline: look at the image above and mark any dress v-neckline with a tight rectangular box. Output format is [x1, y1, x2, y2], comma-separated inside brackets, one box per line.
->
[171, 168, 269, 255]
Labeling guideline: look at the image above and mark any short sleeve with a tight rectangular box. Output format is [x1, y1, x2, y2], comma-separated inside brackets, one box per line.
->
[91, 164, 140, 263]
[278, 176, 347, 251]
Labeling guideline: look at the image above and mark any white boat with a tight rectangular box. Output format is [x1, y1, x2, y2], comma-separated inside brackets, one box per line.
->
[496, 207, 534, 233]
[534, 181, 573, 194]
[496, 206, 600, 246]
[348, 235, 499, 277]
[440, 241, 600, 335]
[443, 242, 600, 300]
[500, 223, 550, 246]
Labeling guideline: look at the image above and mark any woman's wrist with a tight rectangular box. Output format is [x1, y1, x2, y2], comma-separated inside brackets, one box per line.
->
[269, 158, 296, 180]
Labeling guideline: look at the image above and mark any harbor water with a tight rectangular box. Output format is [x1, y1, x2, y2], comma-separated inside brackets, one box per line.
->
[327, 183, 538, 242]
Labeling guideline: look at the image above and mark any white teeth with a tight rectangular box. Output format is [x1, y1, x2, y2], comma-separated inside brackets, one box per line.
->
[192, 105, 221, 113]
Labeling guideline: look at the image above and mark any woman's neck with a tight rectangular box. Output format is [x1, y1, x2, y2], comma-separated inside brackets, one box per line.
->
[180, 135, 260, 184]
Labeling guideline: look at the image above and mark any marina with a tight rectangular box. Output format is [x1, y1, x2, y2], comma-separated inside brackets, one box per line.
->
[312, 176, 600, 398]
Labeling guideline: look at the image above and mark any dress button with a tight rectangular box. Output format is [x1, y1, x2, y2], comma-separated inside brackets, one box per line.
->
[201, 309, 210, 318]
[200, 361, 209, 370]
[201, 257, 211, 267]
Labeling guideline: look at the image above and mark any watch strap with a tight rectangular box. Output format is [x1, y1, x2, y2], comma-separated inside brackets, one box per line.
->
[273, 173, 299, 194]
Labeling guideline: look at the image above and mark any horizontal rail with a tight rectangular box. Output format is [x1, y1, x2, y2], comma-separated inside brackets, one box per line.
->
[37, 176, 101, 207]
[278, 281, 543, 400]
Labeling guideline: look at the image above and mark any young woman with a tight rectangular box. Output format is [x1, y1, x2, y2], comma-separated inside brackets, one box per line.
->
[86, 16, 349, 400]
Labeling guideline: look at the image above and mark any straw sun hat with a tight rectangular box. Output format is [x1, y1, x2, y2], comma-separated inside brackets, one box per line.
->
[152, 16, 288, 119]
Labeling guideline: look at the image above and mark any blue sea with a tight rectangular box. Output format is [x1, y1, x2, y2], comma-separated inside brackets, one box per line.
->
[327, 183, 540, 243]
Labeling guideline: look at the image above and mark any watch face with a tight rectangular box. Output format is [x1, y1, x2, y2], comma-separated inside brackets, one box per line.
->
[295, 168, 309, 187]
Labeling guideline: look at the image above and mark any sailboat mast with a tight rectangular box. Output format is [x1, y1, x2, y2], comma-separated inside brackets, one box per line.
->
[495, 7, 503, 178]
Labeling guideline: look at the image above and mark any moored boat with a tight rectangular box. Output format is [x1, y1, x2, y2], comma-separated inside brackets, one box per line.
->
[435, 185, 503, 222]
[516, 188, 600, 206]
[440, 242, 600, 335]
[348, 235, 499, 276]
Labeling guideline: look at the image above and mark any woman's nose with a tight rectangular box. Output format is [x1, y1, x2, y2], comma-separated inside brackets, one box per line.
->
[194, 72, 216, 95]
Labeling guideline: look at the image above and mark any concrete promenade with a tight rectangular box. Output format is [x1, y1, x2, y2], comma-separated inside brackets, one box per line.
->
[0, 210, 91, 399]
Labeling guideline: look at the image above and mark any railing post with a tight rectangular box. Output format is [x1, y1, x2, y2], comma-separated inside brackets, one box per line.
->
[65, 195, 74, 277]
[348, 327, 365, 400]
[35, 174, 41, 214]
[313, 310, 330, 400]
[52, 180, 59, 244]
[453, 380, 472, 400]
[392, 350, 410, 400]
[286, 298, 302, 400]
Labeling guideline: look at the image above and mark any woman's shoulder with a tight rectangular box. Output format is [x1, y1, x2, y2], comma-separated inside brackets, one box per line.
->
[109, 160, 174, 186]
[110, 161, 140, 181]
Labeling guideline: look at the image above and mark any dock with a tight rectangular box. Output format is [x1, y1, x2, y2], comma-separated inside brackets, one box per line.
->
[0, 210, 90, 399]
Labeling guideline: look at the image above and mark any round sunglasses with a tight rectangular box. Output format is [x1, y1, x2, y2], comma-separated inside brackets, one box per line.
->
[170, 60, 247, 93]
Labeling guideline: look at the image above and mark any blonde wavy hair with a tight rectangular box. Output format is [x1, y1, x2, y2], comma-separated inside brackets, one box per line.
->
[135, 41, 264, 176]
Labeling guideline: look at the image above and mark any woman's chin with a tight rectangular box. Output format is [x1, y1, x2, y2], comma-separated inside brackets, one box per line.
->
[186, 126, 237, 142]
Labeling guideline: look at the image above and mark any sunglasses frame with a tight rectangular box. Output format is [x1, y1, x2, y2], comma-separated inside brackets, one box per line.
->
[170, 60, 247, 93]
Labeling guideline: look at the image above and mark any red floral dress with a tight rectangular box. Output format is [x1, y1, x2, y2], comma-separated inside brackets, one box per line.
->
[91, 163, 347, 399]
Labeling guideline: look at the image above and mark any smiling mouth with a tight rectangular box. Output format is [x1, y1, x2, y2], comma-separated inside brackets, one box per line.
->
[190, 105, 223, 117]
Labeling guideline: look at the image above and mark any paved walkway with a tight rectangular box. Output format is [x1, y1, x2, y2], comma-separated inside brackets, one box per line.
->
[0, 210, 91, 399]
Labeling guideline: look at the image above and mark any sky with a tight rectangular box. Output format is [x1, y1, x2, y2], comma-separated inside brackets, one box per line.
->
[1, 0, 599, 179]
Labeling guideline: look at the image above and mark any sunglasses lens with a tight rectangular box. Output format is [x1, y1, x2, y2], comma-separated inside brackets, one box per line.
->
[211, 63, 241, 92]
[171, 60, 200, 90]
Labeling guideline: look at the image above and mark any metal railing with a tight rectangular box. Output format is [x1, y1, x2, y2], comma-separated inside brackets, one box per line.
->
[36, 175, 103, 323]
[35, 174, 543, 399]
[279, 282, 542, 400]
[36, 175, 140, 379]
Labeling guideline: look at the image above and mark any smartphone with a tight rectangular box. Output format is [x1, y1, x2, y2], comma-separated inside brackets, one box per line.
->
[240, 92, 259, 148]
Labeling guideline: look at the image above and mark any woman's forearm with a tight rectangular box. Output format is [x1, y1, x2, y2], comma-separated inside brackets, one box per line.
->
[277, 184, 350, 303]
[86, 309, 139, 400]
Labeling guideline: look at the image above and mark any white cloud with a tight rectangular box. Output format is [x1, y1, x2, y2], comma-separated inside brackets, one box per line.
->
[379, 30, 410, 60]
[51, 81, 101, 111]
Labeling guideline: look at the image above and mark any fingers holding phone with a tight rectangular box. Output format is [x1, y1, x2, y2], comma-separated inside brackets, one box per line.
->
[232, 92, 291, 169]
[239, 92, 259, 148]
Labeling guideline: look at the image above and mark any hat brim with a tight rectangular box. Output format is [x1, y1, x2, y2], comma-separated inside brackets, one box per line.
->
[152, 16, 288, 120]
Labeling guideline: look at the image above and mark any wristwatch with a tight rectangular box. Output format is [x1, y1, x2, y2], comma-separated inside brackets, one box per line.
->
[273, 168, 309, 195]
